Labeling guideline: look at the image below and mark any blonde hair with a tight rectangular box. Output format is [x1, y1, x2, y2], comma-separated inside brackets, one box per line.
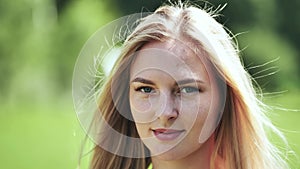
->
[86, 3, 289, 169]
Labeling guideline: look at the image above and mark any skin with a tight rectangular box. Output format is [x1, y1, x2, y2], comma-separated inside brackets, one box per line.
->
[129, 39, 220, 169]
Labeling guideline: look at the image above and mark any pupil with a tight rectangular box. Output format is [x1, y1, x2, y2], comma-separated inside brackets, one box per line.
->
[144, 87, 151, 92]
[186, 87, 192, 92]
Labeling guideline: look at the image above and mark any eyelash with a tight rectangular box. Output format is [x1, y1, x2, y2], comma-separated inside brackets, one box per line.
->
[179, 86, 202, 94]
[135, 86, 202, 94]
[135, 86, 155, 93]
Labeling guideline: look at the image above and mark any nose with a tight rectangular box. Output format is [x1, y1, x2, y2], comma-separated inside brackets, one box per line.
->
[156, 93, 178, 126]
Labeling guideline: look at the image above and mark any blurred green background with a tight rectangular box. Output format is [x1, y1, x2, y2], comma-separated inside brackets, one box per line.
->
[0, 0, 299, 168]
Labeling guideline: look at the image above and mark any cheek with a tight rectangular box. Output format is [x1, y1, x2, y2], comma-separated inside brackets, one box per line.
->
[130, 95, 152, 113]
[178, 95, 211, 139]
[179, 95, 211, 120]
[129, 90, 158, 124]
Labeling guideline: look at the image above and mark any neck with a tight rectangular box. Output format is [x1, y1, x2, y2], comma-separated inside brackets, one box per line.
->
[151, 135, 214, 169]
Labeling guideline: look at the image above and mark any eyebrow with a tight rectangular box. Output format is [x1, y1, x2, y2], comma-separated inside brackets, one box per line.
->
[131, 77, 204, 86]
[176, 79, 205, 86]
[131, 77, 155, 85]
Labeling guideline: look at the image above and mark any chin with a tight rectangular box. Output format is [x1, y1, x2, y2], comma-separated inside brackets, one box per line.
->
[151, 147, 189, 161]
[150, 141, 204, 162]
[154, 152, 182, 161]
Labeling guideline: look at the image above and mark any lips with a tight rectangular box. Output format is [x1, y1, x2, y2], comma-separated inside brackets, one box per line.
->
[152, 128, 184, 141]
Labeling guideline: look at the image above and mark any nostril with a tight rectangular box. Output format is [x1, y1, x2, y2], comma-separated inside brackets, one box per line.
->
[168, 112, 178, 120]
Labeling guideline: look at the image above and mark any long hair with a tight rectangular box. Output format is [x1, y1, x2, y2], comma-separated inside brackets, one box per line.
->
[87, 3, 289, 169]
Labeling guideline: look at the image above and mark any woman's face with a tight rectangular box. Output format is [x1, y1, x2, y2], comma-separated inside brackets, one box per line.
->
[129, 39, 222, 160]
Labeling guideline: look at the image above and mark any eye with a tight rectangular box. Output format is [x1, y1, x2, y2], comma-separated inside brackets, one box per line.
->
[136, 86, 155, 93]
[180, 86, 201, 93]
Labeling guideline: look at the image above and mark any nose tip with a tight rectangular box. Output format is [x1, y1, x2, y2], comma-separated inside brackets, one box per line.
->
[156, 93, 178, 125]
[158, 108, 178, 121]
[158, 110, 178, 126]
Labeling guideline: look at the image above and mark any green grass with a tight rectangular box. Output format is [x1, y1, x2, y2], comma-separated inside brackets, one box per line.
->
[0, 102, 85, 169]
[265, 91, 300, 168]
[0, 91, 299, 169]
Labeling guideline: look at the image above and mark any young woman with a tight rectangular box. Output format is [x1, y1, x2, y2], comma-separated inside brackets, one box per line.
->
[75, 2, 289, 169]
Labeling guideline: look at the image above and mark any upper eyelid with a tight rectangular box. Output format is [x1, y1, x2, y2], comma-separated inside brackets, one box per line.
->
[135, 86, 154, 90]
[131, 80, 205, 91]
[131, 82, 156, 89]
[178, 86, 201, 92]
[132, 83, 156, 91]
[177, 83, 203, 89]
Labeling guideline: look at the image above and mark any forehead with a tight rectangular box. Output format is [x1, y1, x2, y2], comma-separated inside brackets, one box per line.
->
[141, 39, 197, 62]
[130, 40, 209, 81]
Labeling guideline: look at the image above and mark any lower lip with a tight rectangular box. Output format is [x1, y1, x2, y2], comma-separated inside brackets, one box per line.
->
[153, 130, 184, 141]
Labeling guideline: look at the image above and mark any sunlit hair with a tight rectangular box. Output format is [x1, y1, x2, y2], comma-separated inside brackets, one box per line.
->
[87, 2, 289, 169]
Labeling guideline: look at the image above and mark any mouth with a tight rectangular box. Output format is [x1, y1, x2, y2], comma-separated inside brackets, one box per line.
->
[151, 128, 185, 141]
